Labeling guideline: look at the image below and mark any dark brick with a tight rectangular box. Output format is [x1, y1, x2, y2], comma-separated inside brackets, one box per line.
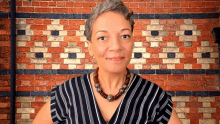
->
[51, 30, 59, 36]
[202, 52, 210, 58]
[184, 30, 192, 35]
[139, 69, 155, 74]
[151, 31, 159, 36]
[134, 53, 142, 58]
[167, 53, 175, 58]
[68, 53, 77, 58]
[17, 30, 26, 35]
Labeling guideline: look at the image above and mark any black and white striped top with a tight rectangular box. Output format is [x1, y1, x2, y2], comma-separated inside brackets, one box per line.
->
[50, 73, 173, 124]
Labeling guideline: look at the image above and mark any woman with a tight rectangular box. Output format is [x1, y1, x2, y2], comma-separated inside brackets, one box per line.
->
[33, 0, 181, 123]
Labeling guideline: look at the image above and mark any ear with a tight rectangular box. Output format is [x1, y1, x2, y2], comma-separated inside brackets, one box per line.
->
[87, 41, 94, 56]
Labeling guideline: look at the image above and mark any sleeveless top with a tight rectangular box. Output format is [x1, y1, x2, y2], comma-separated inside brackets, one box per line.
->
[50, 73, 173, 124]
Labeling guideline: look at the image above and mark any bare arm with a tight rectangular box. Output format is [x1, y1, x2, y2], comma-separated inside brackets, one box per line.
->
[168, 109, 182, 124]
[32, 98, 54, 124]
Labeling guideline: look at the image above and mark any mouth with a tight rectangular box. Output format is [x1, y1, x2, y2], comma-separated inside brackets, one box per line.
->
[107, 57, 124, 62]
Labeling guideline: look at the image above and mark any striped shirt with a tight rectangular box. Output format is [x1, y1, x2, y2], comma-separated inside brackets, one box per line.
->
[50, 73, 173, 124]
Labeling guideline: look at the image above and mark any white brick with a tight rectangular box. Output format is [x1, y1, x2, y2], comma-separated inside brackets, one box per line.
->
[184, 64, 192, 69]
[179, 36, 197, 41]
[17, 19, 26, 24]
[159, 31, 167, 36]
[176, 31, 184, 36]
[68, 64, 77, 69]
[142, 53, 150, 58]
[167, 64, 175, 69]
[47, 25, 63, 30]
[34, 42, 43, 47]
[177, 102, 185, 107]
[180, 119, 190, 124]
[134, 42, 142, 47]
[150, 42, 159, 47]
[26, 30, 34, 35]
[64, 59, 81, 64]
[177, 113, 186, 118]
[76, 53, 85, 58]
[17, 36, 30, 41]
[59, 31, 67, 36]
[184, 19, 193, 24]
[172, 96, 189, 102]
[26, 53, 35, 58]
[146, 36, 162, 41]
[30, 48, 47, 52]
[51, 19, 60, 24]
[60, 53, 68, 58]
[184, 41, 192, 47]
[130, 59, 146, 64]
[17, 42, 26, 47]
[163, 48, 179, 52]
[159, 53, 167, 58]
[202, 102, 211, 107]
[147, 25, 163, 30]
[43, 31, 50, 35]
[203, 113, 211, 118]
[17, 24, 30, 30]
[175, 108, 190, 113]
[85, 42, 88, 47]
[65, 48, 81, 52]
[80, 36, 87, 41]
[17, 64, 26, 69]
[198, 97, 215, 102]
[197, 59, 215, 64]
[151, 64, 159, 69]
[193, 53, 202, 58]
[51, 42, 60, 47]
[16, 97, 35, 102]
[167, 42, 176, 47]
[133, 48, 146, 52]
[163, 59, 180, 64]
[80, 25, 85, 30]
[44, 53, 52, 58]
[48, 36, 64, 42]
[76, 31, 84, 36]
[197, 47, 213, 52]
[21, 114, 30, 119]
[134, 64, 142, 69]
[35, 64, 43, 69]
[193, 31, 201, 36]
[85, 64, 93, 69]
[52, 64, 60, 69]
[31, 59, 47, 63]
[180, 25, 196, 30]
[211, 53, 218, 58]
[17, 108, 34, 113]
[176, 53, 184, 58]
[198, 108, 216, 113]
[151, 19, 159, 24]
[68, 42, 77, 47]
[201, 64, 210, 69]
[142, 31, 151, 36]
[199, 119, 215, 124]
[201, 41, 209, 46]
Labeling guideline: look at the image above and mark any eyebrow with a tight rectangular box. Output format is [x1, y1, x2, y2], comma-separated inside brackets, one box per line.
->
[95, 28, 131, 34]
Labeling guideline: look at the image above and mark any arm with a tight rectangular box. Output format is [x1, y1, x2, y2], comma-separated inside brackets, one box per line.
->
[168, 109, 182, 124]
[32, 98, 54, 124]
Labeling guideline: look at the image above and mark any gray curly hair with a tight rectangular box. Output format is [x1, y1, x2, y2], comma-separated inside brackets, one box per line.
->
[85, 0, 134, 42]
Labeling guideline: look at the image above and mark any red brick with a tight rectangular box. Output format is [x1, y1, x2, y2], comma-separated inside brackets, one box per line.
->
[30, 114, 36, 119]
[16, 58, 30, 63]
[60, 42, 68, 47]
[159, 64, 167, 69]
[132, 36, 145, 42]
[35, 86, 51, 91]
[34, 30, 43, 36]
[169, 86, 186, 91]
[31, 102, 45, 108]
[60, 64, 68, 69]
[16, 47, 30, 52]
[186, 113, 203, 119]
[35, 8, 52, 13]
[30, 80, 38, 86]
[26, 64, 35, 69]
[26, 41, 35, 47]
[179, 47, 197, 52]
[32, 2, 39, 6]
[168, 75, 184, 80]
[30, 25, 47, 30]
[17, 7, 34, 12]
[151, 75, 167, 80]
[146, 48, 162, 53]
[185, 102, 202, 108]
[17, 75, 35, 80]
[43, 64, 52, 69]
[47, 58, 63, 63]
[197, 25, 213, 30]
[190, 119, 199, 124]
[49, 2, 56, 6]
[163, 36, 179, 41]
[180, 58, 197, 63]
[39, 2, 48, 7]
[21, 80, 31, 86]
[43, 19, 51, 24]
[186, 86, 203, 91]
[17, 86, 34, 91]
[26, 19, 34, 24]
[190, 108, 198, 113]
[48, 47, 64, 53]
[31, 36, 47, 41]
[192, 64, 201, 69]
[57, 2, 65, 7]
[64, 36, 80, 42]
[204, 86, 219, 91]
[53, 8, 68, 13]
[66, 2, 73, 7]
[146, 59, 162, 64]
[189, 96, 198, 102]
[64, 25, 80, 30]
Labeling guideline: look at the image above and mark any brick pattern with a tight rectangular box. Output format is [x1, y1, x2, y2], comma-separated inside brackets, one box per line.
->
[4, 96, 217, 124]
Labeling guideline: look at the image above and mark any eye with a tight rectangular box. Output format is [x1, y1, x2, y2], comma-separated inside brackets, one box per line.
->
[98, 36, 106, 41]
[121, 35, 130, 39]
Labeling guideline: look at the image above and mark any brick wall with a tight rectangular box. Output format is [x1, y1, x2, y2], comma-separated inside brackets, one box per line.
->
[0, 0, 220, 124]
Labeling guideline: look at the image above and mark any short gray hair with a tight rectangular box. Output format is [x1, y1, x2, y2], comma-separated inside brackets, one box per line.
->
[85, 0, 134, 42]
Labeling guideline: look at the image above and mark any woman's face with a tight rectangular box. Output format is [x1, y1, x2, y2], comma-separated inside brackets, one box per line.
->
[87, 11, 133, 73]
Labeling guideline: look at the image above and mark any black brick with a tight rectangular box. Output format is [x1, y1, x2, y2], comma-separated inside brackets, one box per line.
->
[156, 70, 171, 74]
[189, 69, 205, 74]
[139, 70, 155, 74]
[57, 70, 73, 74]
[167, 53, 175, 58]
[17, 30, 26, 35]
[16, 92, 30, 96]
[184, 30, 192, 35]
[172, 70, 188, 74]
[51, 30, 59, 36]
[176, 91, 193, 96]
[31, 91, 50, 96]
[134, 53, 142, 58]
[35, 52, 44, 58]
[202, 52, 210, 58]
[23, 70, 41, 74]
[151, 31, 159, 36]
[68, 53, 77, 58]
[41, 70, 57, 75]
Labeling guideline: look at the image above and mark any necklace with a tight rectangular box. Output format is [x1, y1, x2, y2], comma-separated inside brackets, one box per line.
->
[93, 67, 131, 102]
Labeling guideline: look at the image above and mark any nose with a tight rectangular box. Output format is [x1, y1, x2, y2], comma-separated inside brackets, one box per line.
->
[109, 36, 122, 51]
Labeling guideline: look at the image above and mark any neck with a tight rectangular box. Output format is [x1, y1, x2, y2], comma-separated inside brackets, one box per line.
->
[97, 67, 127, 94]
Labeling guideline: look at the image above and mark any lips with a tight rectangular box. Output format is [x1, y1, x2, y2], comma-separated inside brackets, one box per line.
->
[107, 57, 124, 62]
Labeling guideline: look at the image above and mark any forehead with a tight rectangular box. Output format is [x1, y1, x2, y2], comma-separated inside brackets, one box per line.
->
[92, 11, 131, 33]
